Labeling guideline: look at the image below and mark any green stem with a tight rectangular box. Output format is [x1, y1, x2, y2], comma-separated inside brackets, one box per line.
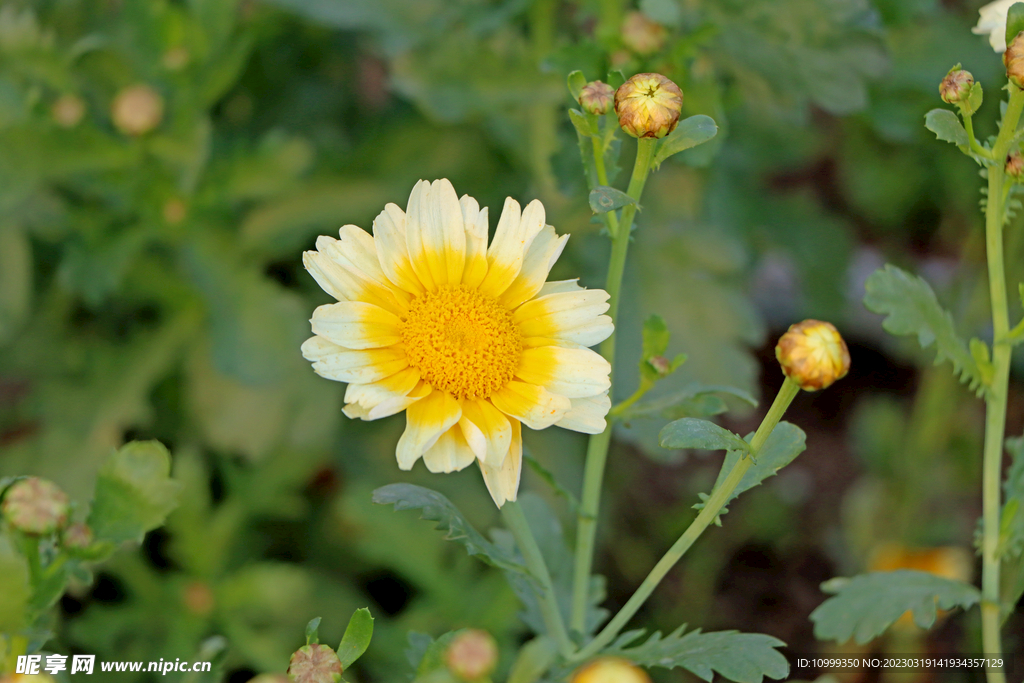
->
[19, 534, 42, 585]
[591, 133, 621, 237]
[502, 501, 574, 658]
[977, 84, 1024, 683]
[570, 137, 658, 633]
[572, 378, 801, 662]
[608, 381, 651, 419]
[963, 110, 996, 160]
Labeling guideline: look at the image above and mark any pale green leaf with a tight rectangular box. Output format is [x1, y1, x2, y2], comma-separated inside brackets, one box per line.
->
[567, 70, 586, 101]
[507, 637, 557, 683]
[0, 535, 30, 632]
[652, 115, 718, 169]
[659, 417, 751, 453]
[810, 570, 981, 644]
[923, 109, 967, 148]
[589, 185, 635, 214]
[569, 108, 593, 138]
[1007, 2, 1024, 47]
[337, 607, 374, 669]
[305, 616, 322, 645]
[642, 314, 671, 359]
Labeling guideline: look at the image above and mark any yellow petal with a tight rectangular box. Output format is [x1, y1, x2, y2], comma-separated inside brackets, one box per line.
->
[301, 338, 408, 384]
[310, 301, 402, 349]
[422, 426, 477, 473]
[303, 236, 407, 316]
[357, 378, 431, 421]
[396, 389, 462, 469]
[344, 366, 421, 407]
[372, 203, 424, 295]
[477, 198, 546, 298]
[514, 289, 613, 347]
[459, 398, 512, 466]
[489, 380, 570, 430]
[556, 392, 610, 434]
[460, 194, 489, 289]
[407, 179, 466, 289]
[498, 225, 569, 310]
[479, 419, 522, 507]
[515, 346, 611, 399]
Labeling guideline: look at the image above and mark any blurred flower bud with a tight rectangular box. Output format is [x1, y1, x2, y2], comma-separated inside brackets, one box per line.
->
[2, 477, 69, 534]
[163, 198, 187, 224]
[112, 84, 164, 136]
[647, 355, 671, 377]
[1006, 31, 1024, 88]
[621, 11, 667, 55]
[579, 81, 614, 116]
[1007, 150, 1024, 177]
[939, 67, 974, 104]
[775, 320, 850, 391]
[445, 630, 498, 681]
[287, 644, 342, 683]
[63, 522, 93, 549]
[51, 94, 85, 128]
[162, 46, 190, 71]
[182, 580, 216, 617]
[614, 73, 683, 139]
[572, 658, 651, 683]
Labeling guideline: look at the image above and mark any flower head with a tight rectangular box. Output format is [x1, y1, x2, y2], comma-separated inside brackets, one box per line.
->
[775, 320, 850, 391]
[1007, 150, 1024, 177]
[445, 630, 498, 681]
[1007, 31, 1024, 88]
[571, 658, 651, 683]
[621, 11, 667, 55]
[939, 66, 974, 105]
[302, 179, 613, 507]
[112, 84, 163, 136]
[288, 644, 342, 683]
[974, 0, 1018, 52]
[2, 477, 69, 534]
[579, 81, 614, 115]
[614, 73, 683, 139]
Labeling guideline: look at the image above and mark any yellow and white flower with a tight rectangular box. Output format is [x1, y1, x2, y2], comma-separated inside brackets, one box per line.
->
[302, 179, 613, 506]
[974, 0, 1018, 52]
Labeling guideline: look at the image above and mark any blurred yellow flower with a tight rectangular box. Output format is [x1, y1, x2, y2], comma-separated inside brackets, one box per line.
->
[868, 543, 972, 628]
[302, 179, 613, 506]
[571, 658, 651, 683]
[973, 0, 1017, 52]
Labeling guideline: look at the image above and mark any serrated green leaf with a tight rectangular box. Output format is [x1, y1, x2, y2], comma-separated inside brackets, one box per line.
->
[372, 484, 528, 576]
[567, 70, 586, 101]
[810, 570, 981, 644]
[569, 108, 593, 138]
[606, 625, 789, 683]
[924, 109, 968, 148]
[659, 417, 751, 453]
[589, 185, 635, 214]
[337, 607, 374, 669]
[1007, 2, 1024, 47]
[863, 265, 987, 395]
[623, 383, 758, 421]
[1001, 436, 1024, 560]
[652, 115, 718, 169]
[88, 440, 182, 545]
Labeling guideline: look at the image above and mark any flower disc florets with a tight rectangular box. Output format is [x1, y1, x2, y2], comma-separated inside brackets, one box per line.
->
[287, 644, 342, 683]
[2, 477, 69, 535]
[614, 73, 683, 138]
[775, 319, 850, 391]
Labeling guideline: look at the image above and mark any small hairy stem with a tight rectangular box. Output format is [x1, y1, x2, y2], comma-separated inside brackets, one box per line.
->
[570, 137, 657, 633]
[572, 378, 801, 662]
[963, 110, 996, 160]
[502, 501, 574, 658]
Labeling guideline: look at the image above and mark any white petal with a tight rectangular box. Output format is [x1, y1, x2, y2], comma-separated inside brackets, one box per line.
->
[395, 389, 462, 470]
[422, 427, 477, 473]
[479, 419, 522, 507]
[489, 380, 571, 431]
[515, 346, 611, 399]
[499, 225, 569, 310]
[310, 301, 402, 349]
[461, 195, 489, 289]
[556, 392, 611, 434]
[372, 203, 424, 295]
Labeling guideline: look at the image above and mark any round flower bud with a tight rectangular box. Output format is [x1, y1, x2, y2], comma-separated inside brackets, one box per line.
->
[445, 630, 498, 681]
[52, 94, 85, 128]
[775, 319, 850, 391]
[2, 477, 70, 535]
[621, 11, 667, 55]
[647, 355, 671, 377]
[287, 644, 342, 683]
[579, 81, 614, 116]
[939, 67, 974, 104]
[1006, 31, 1024, 89]
[63, 522, 93, 549]
[112, 84, 164, 136]
[1007, 150, 1024, 178]
[614, 73, 683, 139]
[182, 580, 216, 617]
[572, 658, 651, 683]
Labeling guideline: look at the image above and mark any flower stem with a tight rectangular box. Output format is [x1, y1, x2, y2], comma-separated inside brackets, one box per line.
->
[570, 137, 658, 633]
[591, 133, 621, 237]
[502, 500, 574, 658]
[962, 110, 995, 160]
[571, 378, 801, 662]
[977, 85, 1023, 683]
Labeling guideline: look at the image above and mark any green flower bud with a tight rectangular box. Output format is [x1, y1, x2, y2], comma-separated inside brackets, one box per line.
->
[445, 630, 498, 681]
[614, 73, 683, 139]
[288, 644, 342, 683]
[775, 319, 850, 391]
[579, 81, 614, 116]
[939, 66, 974, 104]
[2, 477, 69, 535]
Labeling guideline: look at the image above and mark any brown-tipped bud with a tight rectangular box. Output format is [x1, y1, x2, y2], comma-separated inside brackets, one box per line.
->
[112, 84, 164, 136]
[614, 73, 683, 139]
[571, 658, 652, 683]
[1007, 150, 1024, 177]
[621, 11, 667, 55]
[287, 644, 342, 683]
[445, 630, 498, 681]
[775, 320, 850, 391]
[939, 67, 974, 104]
[2, 477, 70, 535]
[1006, 32, 1024, 88]
[579, 81, 614, 116]
[52, 94, 85, 128]
[648, 355, 671, 377]
[63, 522, 93, 549]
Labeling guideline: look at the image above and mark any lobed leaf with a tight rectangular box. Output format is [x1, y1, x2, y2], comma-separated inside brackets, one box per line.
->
[606, 625, 789, 683]
[652, 115, 718, 169]
[863, 265, 987, 395]
[810, 570, 981, 644]
[659, 417, 751, 454]
[924, 109, 968, 148]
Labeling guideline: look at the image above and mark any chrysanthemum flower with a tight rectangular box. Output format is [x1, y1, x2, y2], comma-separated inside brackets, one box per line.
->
[302, 179, 613, 506]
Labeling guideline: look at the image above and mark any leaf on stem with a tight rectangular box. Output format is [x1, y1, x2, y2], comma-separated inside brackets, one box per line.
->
[589, 185, 635, 214]
[620, 383, 757, 421]
[639, 314, 687, 384]
[1007, 2, 1024, 47]
[924, 109, 968, 148]
[567, 70, 587, 101]
[651, 115, 718, 169]
[0, 535, 30, 632]
[507, 637, 558, 683]
[810, 570, 980, 644]
[569, 109, 594, 138]
[863, 265, 988, 396]
[659, 417, 751, 454]
[305, 616, 322, 645]
[337, 607, 374, 669]
[605, 625, 789, 683]
[372, 483, 528, 575]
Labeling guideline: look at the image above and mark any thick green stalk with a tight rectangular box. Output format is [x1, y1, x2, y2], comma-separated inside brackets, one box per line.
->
[572, 378, 801, 662]
[570, 137, 657, 633]
[502, 501, 574, 658]
[978, 86, 1024, 683]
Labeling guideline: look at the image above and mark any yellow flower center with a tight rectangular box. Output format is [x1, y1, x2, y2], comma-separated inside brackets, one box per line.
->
[400, 285, 522, 400]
